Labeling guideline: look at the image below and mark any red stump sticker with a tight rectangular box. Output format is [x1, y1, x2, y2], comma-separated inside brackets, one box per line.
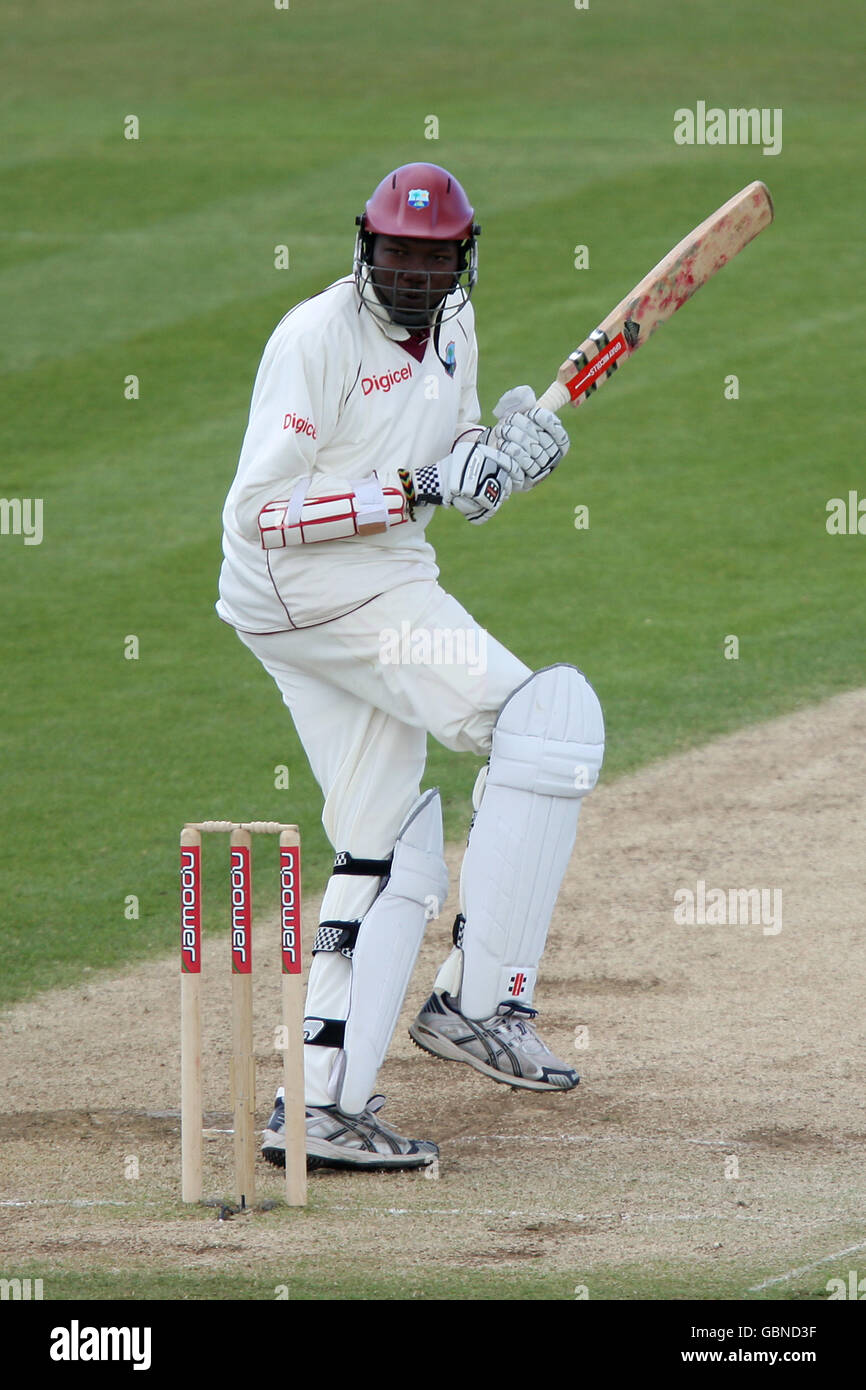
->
[180, 844, 201, 974]
[230, 845, 252, 974]
[280, 844, 302, 975]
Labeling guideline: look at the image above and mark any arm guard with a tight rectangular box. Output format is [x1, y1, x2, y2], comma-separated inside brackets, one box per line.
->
[259, 475, 410, 548]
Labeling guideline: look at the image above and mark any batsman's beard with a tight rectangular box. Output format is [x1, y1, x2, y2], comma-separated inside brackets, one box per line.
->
[356, 263, 470, 329]
[369, 266, 453, 328]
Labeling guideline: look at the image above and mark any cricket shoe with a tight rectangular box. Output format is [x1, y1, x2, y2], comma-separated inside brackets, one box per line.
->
[262, 1087, 438, 1171]
[261, 1087, 290, 1165]
[409, 990, 579, 1092]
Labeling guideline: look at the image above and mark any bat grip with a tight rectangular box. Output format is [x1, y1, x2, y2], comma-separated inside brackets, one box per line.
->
[535, 380, 571, 413]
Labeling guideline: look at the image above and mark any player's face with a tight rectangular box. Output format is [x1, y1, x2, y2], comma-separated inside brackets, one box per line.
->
[369, 235, 461, 328]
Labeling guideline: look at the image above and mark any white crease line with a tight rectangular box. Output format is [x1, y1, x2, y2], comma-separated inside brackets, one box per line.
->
[452, 1134, 739, 1146]
[1, 1199, 859, 1238]
[339, 1207, 802, 1224]
[683, 1139, 741, 1147]
[746, 1240, 866, 1292]
[0, 1199, 137, 1208]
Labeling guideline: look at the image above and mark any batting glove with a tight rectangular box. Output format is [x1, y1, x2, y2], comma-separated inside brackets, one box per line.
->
[413, 439, 518, 524]
[487, 385, 571, 490]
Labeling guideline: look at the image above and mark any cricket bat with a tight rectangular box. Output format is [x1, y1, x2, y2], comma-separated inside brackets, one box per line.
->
[536, 181, 774, 413]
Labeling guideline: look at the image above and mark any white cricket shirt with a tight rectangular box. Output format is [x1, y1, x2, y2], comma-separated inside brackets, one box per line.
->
[216, 277, 482, 631]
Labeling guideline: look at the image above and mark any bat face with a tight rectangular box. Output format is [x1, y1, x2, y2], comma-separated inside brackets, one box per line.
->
[537, 181, 773, 412]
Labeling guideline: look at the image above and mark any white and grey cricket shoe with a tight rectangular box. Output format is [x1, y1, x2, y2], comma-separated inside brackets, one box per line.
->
[409, 990, 579, 1092]
[262, 1088, 438, 1172]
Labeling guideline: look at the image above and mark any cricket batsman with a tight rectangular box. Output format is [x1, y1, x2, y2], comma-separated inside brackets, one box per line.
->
[216, 162, 605, 1172]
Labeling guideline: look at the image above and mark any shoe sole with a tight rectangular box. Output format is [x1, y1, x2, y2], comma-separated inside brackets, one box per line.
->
[306, 1138, 437, 1171]
[408, 1022, 579, 1092]
[261, 1131, 437, 1173]
[261, 1128, 290, 1169]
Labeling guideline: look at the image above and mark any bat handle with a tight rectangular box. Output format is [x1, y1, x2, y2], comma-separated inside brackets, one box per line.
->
[535, 380, 571, 413]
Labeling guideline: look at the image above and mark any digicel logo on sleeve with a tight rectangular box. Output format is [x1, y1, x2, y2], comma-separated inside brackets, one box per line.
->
[283, 412, 317, 437]
[362, 365, 413, 395]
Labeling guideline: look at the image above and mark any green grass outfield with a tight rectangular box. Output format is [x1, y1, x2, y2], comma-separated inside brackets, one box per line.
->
[3, 1254, 854, 1302]
[1, 0, 862, 1009]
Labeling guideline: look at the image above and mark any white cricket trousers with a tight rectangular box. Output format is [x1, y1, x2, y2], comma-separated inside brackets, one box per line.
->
[236, 578, 531, 1105]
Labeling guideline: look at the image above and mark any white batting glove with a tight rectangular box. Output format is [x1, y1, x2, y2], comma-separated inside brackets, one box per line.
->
[488, 386, 571, 490]
[413, 439, 518, 524]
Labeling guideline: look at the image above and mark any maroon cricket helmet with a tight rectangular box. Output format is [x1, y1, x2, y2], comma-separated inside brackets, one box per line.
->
[354, 163, 480, 327]
[361, 163, 477, 240]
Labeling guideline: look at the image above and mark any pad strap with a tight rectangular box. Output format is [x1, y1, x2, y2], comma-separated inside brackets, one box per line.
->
[304, 1017, 346, 1048]
[332, 851, 392, 878]
[312, 920, 360, 957]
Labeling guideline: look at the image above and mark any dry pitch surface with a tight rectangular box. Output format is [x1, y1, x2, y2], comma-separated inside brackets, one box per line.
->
[2, 690, 865, 1299]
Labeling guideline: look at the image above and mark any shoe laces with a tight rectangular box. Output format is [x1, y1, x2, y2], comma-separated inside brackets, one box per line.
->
[497, 1000, 537, 1018]
[490, 1001, 550, 1053]
[358, 1095, 403, 1141]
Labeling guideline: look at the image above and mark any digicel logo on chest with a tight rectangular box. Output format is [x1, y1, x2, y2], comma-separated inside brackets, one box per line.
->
[362, 365, 413, 396]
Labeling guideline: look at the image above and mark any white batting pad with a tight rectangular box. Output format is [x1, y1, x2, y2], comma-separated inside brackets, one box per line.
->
[338, 789, 449, 1114]
[458, 665, 604, 1019]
